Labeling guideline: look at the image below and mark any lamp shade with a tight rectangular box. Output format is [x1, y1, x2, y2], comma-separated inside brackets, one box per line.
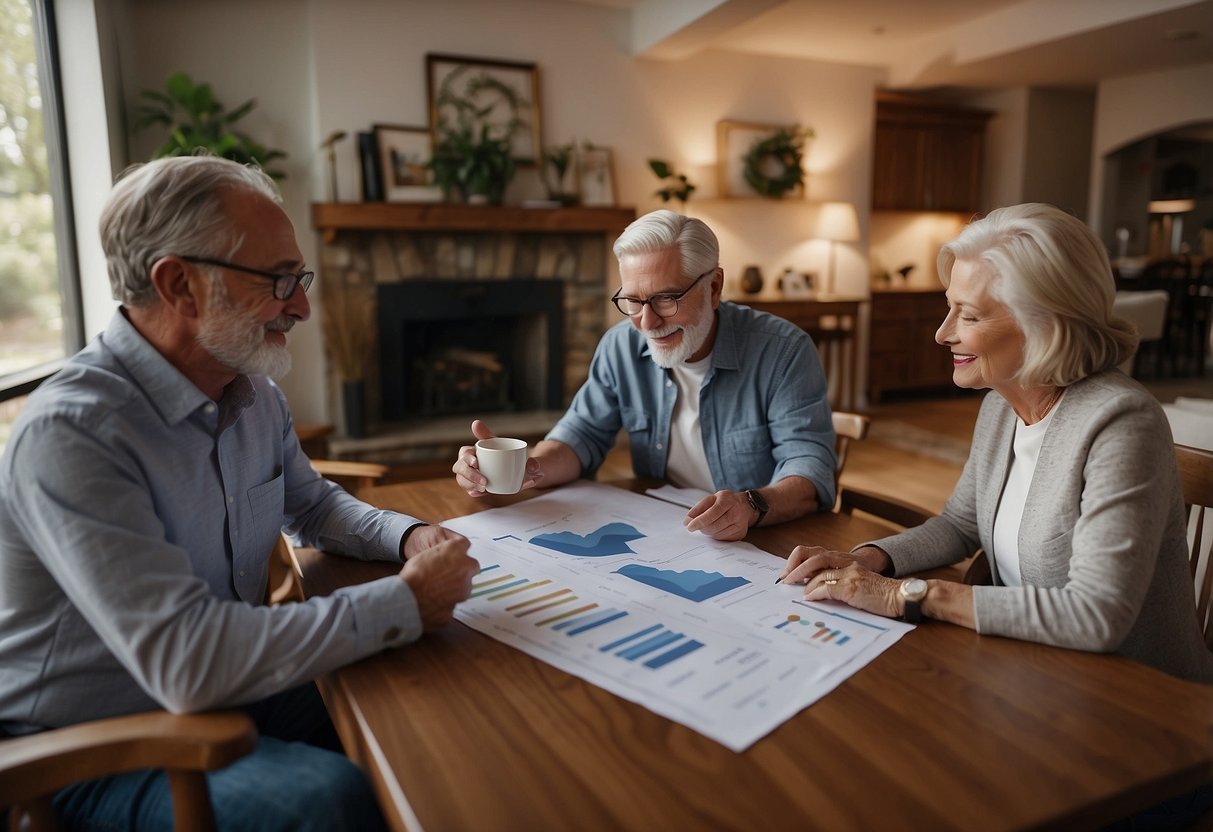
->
[808, 201, 860, 242]
[1147, 198, 1196, 214]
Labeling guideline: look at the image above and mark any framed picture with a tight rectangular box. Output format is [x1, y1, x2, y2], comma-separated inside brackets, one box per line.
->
[426, 53, 542, 165]
[716, 119, 805, 199]
[781, 271, 813, 298]
[577, 145, 616, 207]
[374, 124, 442, 202]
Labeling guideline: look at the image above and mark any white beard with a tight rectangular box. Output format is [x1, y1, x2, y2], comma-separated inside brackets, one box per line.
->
[644, 304, 715, 369]
[197, 280, 294, 378]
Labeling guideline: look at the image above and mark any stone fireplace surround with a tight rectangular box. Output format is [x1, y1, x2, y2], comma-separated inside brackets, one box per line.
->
[311, 203, 635, 463]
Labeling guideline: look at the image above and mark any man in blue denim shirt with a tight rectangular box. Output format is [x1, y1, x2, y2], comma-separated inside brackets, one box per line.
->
[0, 156, 478, 831]
[455, 210, 836, 541]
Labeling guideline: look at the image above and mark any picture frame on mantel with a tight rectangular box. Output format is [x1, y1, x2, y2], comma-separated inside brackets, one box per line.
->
[716, 119, 805, 199]
[426, 53, 543, 165]
[374, 124, 442, 202]
[577, 145, 616, 207]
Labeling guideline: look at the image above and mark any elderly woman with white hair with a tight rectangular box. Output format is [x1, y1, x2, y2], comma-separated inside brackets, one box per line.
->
[780, 203, 1213, 688]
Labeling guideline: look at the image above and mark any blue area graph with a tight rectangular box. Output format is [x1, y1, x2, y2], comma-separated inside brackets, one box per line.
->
[614, 564, 749, 602]
[529, 522, 645, 557]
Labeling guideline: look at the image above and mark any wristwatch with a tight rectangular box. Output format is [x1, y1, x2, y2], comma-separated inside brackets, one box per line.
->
[744, 489, 769, 527]
[900, 578, 929, 623]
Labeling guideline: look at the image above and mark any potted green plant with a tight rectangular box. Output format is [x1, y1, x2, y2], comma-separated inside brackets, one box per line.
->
[648, 159, 696, 209]
[428, 69, 522, 204]
[541, 141, 578, 206]
[133, 72, 287, 178]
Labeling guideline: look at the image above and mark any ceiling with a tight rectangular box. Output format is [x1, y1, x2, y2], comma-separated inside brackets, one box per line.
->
[569, 0, 1213, 90]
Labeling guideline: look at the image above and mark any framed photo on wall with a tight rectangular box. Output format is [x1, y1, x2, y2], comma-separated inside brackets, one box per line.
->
[577, 145, 616, 207]
[426, 53, 542, 164]
[716, 119, 806, 199]
[374, 124, 442, 202]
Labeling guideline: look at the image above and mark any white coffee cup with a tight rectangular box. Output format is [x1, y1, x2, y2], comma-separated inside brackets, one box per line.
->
[475, 437, 529, 494]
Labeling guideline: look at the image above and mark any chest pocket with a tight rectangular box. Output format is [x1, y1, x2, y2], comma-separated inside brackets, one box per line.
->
[234, 472, 285, 603]
[726, 424, 773, 457]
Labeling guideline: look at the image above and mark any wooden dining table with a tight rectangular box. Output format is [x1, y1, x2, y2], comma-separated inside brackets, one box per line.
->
[295, 477, 1213, 832]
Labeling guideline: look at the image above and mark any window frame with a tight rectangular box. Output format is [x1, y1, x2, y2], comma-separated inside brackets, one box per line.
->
[0, 0, 85, 402]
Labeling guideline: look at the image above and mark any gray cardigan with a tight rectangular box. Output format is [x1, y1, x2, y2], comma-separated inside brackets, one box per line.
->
[874, 370, 1213, 683]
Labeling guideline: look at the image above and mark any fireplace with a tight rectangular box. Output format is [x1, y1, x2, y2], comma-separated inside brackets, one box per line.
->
[377, 280, 565, 421]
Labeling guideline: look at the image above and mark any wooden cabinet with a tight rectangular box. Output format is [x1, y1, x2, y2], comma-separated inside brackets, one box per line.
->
[868, 288, 954, 402]
[872, 94, 991, 212]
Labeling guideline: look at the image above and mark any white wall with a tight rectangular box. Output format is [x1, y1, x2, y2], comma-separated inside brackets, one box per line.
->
[1022, 88, 1094, 219]
[107, 0, 881, 422]
[1088, 61, 1213, 233]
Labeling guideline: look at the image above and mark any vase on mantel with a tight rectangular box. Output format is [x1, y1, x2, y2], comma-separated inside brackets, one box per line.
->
[341, 379, 367, 439]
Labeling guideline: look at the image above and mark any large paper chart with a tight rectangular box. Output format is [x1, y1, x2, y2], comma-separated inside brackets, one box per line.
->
[445, 481, 911, 751]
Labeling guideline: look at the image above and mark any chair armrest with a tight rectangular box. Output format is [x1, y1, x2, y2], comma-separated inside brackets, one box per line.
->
[838, 486, 933, 529]
[0, 710, 256, 805]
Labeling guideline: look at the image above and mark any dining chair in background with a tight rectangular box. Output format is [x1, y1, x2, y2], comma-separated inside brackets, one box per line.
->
[1175, 443, 1213, 649]
[830, 411, 870, 499]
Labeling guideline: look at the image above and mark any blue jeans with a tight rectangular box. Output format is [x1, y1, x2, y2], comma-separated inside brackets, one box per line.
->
[49, 684, 388, 832]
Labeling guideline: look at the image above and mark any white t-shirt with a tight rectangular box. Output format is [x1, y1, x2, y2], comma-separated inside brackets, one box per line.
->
[664, 355, 715, 492]
[990, 400, 1062, 587]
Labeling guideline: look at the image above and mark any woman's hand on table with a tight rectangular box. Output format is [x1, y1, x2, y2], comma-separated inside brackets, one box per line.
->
[778, 545, 904, 619]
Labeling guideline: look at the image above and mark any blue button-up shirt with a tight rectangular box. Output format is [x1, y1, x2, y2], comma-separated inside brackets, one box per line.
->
[0, 311, 422, 730]
[547, 301, 837, 505]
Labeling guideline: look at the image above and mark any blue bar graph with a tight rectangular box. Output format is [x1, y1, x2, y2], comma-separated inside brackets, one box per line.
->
[470, 577, 528, 598]
[618, 630, 683, 660]
[554, 608, 629, 636]
[599, 624, 662, 652]
[644, 639, 704, 669]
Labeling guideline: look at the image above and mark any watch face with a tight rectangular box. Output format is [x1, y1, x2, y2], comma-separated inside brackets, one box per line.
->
[901, 578, 928, 601]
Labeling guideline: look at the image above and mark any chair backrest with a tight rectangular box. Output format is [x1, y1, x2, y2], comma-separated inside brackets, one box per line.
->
[1112, 290, 1170, 373]
[831, 411, 871, 494]
[1175, 443, 1213, 648]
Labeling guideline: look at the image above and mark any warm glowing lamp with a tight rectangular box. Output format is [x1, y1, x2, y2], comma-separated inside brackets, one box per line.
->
[807, 201, 860, 294]
[1147, 198, 1196, 257]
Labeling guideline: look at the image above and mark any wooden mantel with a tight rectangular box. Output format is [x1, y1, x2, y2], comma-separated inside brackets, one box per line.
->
[311, 202, 636, 243]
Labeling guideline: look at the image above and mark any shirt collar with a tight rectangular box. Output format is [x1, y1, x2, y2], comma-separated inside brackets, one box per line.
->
[104, 308, 253, 426]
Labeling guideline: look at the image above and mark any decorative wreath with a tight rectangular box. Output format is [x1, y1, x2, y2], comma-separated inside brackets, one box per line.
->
[743, 127, 811, 199]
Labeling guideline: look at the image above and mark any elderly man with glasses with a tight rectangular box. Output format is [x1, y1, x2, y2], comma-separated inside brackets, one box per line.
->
[454, 209, 836, 541]
[0, 155, 479, 831]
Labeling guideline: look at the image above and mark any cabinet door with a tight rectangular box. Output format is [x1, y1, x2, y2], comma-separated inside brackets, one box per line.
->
[925, 127, 984, 213]
[872, 122, 926, 211]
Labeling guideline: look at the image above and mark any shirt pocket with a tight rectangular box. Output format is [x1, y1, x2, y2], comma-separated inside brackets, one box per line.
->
[237, 472, 286, 603]
[726, 424, 773, 457]
[621, 406, 655, 473]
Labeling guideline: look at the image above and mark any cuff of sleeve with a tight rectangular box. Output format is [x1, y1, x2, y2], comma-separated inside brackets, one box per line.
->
[341, 574, 423, 653]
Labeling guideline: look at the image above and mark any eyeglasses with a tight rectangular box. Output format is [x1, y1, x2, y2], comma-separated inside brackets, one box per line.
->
[611, 268, 716, 318]
[180, 256, 314, 301]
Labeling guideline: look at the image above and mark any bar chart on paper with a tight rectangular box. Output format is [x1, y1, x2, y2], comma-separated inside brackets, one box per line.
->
[447, 482, 912, 751]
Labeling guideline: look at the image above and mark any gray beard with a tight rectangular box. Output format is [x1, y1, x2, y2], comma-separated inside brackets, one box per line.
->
[197, 281, 293, 378]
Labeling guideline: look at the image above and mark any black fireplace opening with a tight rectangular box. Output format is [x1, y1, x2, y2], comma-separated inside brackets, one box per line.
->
[378, 280, 564, 420]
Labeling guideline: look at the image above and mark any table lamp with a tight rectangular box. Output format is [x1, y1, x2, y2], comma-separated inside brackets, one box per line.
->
[808, 201, 859, 295]
[1147, 198, 1195, 258]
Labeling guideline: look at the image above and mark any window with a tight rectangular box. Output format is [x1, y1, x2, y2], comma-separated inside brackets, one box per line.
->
[0, 0, 81, 444]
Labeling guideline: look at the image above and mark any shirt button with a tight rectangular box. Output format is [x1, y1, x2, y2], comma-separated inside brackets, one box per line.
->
[383, 627, 401, 642]
[656, 443, 663, 450]
[227, 495, 234, 504]
[204, 403, 216, 414]
[238, 569, 245, 577]
[666, 380, 672, 387]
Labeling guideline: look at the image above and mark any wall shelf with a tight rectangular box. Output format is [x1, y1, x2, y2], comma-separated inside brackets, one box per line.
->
[311, 202, 636, 241]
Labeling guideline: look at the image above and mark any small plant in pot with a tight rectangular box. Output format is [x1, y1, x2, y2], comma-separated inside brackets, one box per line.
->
[428, 69, 522, 204]
[541, 141, 579, 206]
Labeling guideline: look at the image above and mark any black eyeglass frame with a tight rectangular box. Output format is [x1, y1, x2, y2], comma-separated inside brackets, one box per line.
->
[611, 267, 717, 318]
[180, 256, 314, 301]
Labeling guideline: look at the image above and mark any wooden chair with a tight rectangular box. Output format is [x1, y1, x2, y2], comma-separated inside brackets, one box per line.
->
[838, 485, 990, 585]
[831, 411, 870, 497]
[1176, 443, 1213, 649]
[0, 710, 256, 832]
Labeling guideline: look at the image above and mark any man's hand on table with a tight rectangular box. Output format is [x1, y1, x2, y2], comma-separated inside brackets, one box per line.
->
[684, 490, 755, 541]
[399, 536, 479, 630]
[401, 523, 467, 560]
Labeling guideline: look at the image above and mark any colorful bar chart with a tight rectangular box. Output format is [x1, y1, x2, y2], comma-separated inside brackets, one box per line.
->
[774, 613, 850, 645]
